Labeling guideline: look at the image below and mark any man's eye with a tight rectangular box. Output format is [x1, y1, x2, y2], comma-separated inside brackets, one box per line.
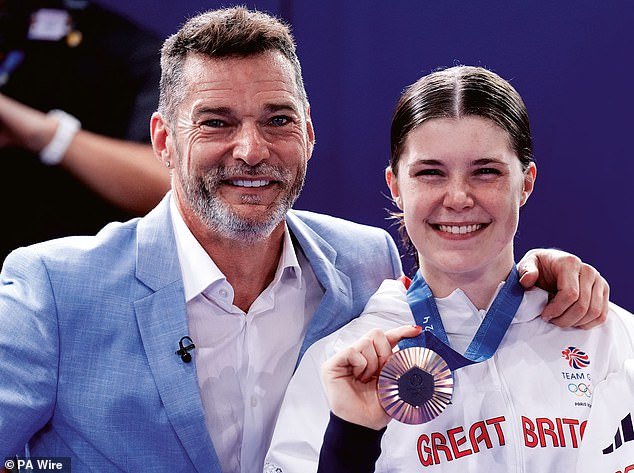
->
[269, 115, 291, 127]
[201, 119, 226, 128]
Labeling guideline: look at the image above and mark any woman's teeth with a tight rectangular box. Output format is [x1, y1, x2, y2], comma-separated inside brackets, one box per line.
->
[437, 224, 483, 235]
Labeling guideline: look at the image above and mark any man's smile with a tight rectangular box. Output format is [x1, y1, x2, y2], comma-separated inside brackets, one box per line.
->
[229, 179, 273, 188]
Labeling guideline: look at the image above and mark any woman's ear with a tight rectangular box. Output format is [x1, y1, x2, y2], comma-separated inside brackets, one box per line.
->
[520, 162, 537, 206]
[386, 166, 403, 209]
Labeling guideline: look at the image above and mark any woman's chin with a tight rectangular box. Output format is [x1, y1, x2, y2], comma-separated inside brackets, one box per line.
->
[419, 252, 498, 280]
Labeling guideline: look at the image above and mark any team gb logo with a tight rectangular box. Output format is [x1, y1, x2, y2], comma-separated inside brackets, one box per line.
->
[562, 346, 590, 369]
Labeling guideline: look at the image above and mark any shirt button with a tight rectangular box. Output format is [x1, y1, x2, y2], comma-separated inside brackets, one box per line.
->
[251, 396, 258, 407]
[218, 289, 228, 298]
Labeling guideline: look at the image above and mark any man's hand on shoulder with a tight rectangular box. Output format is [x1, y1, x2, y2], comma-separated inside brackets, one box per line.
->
[517, 249, 609, 329]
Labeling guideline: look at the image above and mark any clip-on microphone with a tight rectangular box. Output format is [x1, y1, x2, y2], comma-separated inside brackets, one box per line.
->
[176, 336, 196, 363]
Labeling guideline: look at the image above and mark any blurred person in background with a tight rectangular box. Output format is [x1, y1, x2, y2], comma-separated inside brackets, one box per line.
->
[0, 0, 170, 262]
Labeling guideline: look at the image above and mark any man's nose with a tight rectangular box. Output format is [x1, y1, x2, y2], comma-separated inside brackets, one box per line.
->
[232, 123, 270, 165]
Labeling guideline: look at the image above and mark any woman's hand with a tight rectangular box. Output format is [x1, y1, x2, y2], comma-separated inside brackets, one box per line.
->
[321, 325, 422, 431]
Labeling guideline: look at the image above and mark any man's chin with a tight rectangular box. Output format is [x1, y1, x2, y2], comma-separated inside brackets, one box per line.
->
[183, 188, 293, 240]
[227, 198, 293, 223]
[230, 208, 284, 224]
[203, 208, 287, 242]
[216, 221, 281, 243]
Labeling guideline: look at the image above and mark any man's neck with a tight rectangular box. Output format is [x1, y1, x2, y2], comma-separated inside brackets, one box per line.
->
[206, 230, 285, 312]
[183, 217, 285, 313]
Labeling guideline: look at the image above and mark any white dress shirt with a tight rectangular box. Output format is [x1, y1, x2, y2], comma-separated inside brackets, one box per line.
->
[169, 197, 322, 473]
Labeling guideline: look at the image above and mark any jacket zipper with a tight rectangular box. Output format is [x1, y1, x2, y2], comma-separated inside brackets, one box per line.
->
[489, 354, 524, 473]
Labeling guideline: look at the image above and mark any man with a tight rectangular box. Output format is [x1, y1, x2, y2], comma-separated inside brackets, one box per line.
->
[0, 7, 608, 473]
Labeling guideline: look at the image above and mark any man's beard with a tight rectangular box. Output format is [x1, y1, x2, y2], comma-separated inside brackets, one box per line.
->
[177, 160, 306, 243]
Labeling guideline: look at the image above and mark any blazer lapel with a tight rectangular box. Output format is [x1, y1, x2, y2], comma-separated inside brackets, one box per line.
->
[287, 212, 353, 361]
[134, 195, 222, 473]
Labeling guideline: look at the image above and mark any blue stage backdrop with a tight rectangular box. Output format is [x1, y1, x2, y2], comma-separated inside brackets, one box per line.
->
[99, 0, 633, 310]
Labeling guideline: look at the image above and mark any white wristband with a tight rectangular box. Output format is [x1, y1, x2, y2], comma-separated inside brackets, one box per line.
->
[39, 109, 81, 166]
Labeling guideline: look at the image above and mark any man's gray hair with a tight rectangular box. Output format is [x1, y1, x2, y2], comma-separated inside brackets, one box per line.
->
[158, 6, 308, 123]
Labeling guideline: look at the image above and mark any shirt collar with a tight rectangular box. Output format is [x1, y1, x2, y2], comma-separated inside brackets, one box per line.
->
[273, 225, 303, 289]
[169, 196, 302, 303]
[435, 280, 548, 335]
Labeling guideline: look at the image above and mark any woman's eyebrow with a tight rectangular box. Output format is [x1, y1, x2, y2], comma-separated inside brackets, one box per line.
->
[409, 159, 444, 166]
[471, 158, 508, 166]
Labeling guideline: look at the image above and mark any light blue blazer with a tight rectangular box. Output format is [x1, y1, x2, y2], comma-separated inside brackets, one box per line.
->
[0, 194, 401, 472]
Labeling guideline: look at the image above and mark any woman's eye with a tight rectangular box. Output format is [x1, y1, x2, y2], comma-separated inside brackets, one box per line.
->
[475, 168, 501, 176]
[415, 169, 444, 177]
[270, 115, 291, 127]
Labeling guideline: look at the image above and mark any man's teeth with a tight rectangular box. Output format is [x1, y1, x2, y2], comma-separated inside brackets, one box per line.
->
[231, 179, 271, 188]
[437, 224, 483, 235]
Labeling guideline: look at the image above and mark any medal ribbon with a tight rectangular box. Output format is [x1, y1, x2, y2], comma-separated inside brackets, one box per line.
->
[399, 266, 524, 371]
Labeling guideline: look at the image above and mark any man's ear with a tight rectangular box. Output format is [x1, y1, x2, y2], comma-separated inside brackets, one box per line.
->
[520, 162, 537, 206]
[386, 166, 402, 209]
[150, 112, 173, 167]
[305, 106, 315, 160]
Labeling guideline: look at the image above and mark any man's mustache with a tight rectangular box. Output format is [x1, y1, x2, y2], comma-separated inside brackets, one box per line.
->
[201, 164, 292, 186]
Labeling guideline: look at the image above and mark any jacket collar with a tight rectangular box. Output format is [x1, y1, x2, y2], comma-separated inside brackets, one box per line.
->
[286, 211, 353, 362]
[134, 193, 222, 473]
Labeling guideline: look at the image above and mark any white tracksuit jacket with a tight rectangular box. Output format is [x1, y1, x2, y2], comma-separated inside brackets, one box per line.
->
[265, 280, 634, 473]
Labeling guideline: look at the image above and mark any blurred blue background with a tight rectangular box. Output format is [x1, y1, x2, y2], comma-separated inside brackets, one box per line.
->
[101, 0, 633, 309]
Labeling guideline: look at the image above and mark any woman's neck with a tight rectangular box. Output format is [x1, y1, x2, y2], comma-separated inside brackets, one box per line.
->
[418, 257, 515, 310]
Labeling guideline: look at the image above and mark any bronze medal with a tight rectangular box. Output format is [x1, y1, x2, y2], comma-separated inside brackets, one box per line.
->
[378, 346, 453, 424]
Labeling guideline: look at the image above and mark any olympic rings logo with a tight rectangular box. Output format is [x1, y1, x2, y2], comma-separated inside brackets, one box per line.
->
[568, 382, 592, 398]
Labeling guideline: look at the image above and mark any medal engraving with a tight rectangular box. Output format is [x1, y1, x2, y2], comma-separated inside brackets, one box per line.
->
[378, 347, 453, 424]
[398, 366, 435, 406]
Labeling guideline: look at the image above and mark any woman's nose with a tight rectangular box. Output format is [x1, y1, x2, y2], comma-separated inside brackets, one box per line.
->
[442, 179, 474, 211]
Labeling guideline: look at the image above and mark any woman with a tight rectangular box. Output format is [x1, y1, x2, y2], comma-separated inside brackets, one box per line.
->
[264, 66, 634, 472]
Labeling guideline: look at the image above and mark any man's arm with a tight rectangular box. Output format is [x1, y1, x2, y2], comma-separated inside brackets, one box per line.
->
[0, 93, 170, 214]
[517, 249, 609, 329]
[0, 248, 59, 457]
